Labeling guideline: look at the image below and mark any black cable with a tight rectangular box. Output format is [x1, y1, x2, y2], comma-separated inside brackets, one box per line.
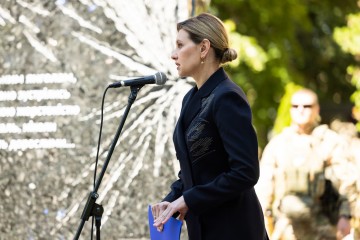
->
[90, 86, 110, 239]
[93, 86, 109, 188]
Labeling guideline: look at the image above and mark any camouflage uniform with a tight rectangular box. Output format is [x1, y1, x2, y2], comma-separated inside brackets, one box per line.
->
[256, 124, 352, 240]
[343, 137, 360, 239]
[330, 121, 360, 239]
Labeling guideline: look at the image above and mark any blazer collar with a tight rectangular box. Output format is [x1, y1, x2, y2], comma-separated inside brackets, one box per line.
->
[181, 67, 227, 130]
[196, 67, 227, 98]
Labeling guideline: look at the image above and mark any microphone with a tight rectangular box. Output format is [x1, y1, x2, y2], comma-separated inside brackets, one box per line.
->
[109, 72, 167, 88]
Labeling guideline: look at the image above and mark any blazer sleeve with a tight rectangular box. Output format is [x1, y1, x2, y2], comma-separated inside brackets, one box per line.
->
[163, 171, 184, 202]
[183, 89, 260, 215]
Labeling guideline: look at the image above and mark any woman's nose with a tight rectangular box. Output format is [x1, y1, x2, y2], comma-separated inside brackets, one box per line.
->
[171, 50, 177, 60]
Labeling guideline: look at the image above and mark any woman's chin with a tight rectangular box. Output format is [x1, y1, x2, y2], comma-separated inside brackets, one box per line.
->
[178, 72, 186, 78]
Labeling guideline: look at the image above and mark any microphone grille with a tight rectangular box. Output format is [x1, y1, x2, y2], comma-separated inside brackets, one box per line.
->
[154, 72, 167, 85]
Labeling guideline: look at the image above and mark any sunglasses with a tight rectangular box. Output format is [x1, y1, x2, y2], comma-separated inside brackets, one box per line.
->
[291, 104, 314, 109]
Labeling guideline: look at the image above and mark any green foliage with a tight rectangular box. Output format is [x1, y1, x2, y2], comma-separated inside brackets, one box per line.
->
[334, 13, 360, 55]
[349, 66, 360, 131]
[224, 20, 268, 72]
[348, 66, 360, 105]
[209, 0, 359, 147]
[333, 13, 360, 132]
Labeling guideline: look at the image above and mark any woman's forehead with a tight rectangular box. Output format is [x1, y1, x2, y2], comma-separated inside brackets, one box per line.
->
[177, 29, 190, 40]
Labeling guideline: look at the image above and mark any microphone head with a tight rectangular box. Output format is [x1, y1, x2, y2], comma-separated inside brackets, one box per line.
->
[154, 72, 167, 85]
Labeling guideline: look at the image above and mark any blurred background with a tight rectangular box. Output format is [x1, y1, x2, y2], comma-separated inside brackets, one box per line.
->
[0, 0, 359, 239]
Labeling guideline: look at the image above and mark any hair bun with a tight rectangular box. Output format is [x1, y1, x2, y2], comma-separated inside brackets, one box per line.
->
[221, 48, 237, 63]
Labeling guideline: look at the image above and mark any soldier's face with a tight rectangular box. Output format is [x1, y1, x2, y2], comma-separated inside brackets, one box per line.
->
[290, 93, 319, 126]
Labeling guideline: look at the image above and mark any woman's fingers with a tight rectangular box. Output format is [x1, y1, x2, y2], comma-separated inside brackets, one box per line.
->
[151, 202, 171, 231]
[152, 199, 187, 230]
[153, 197, 188, 227]
[154, 208, 174, 226]
[156, 225, 163, 232]
[151, 205, 158, 219]
[151, 202, 166, 219]
[178, 212, 185, 221]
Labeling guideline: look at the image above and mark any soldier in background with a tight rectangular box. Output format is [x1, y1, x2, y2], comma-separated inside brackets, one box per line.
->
[330, 107, 360, 239]
[255, 88, 352, 240]
[349, 106, 360, 239]
[346, 134, 360, 239]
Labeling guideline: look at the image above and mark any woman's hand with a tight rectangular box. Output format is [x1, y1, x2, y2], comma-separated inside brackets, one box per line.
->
[152, 196, 188, 231]
[151, 201, 170, 231]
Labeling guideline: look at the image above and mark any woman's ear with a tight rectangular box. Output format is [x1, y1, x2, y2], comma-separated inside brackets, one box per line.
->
[200, 39, 211, 56]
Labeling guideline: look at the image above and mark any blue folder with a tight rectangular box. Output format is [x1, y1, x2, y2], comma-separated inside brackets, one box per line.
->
[148, 205, 183, 240]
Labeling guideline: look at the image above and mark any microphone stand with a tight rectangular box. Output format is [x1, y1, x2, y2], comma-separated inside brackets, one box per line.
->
[74, 85, 143, 240]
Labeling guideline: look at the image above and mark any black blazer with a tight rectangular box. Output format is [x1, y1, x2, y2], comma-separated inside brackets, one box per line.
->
[164, 68, 268, 240]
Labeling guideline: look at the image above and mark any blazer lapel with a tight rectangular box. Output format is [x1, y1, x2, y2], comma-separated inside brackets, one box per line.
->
[182, 90, 202, 131]
[182, 67, 227, 131]
[173, 87, 197, 188]
[173, 68, 228, 189]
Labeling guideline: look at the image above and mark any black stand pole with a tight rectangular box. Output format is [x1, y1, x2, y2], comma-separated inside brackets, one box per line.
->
[94, 203, 104, 240]
[74, 85, 142, 240]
